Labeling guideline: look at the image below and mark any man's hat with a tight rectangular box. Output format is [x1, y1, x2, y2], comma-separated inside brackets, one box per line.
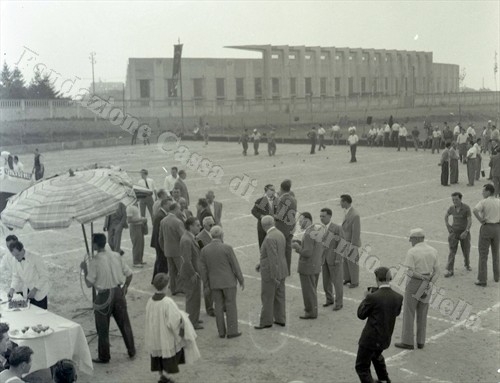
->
[409, 228, 425, 238]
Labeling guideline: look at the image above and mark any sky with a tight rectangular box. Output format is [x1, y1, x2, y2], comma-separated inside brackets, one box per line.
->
[1, 1, 499, 92]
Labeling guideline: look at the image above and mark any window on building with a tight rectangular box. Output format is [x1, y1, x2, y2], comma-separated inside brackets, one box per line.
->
[254, 78, 262, 99]
[167, 79, 177, 98]
[422, 77, 426, 93]
[216, 78, 225, 99]
[305, 77, 312, 96]
[395, 79, 399, 94]
[348, 77, 354, 95]
[372, 79, 377, 94]
[272, 54, 279, 59]
[334, 77, 341, 94]
[305, 55, 311, 60]
[272, 77, 280, 98]
[193, 78, 204, 99]
[320, 55, 326, 60]
[385, 77, 389, 93]
[320, 77, 327, 96]
[289, 54, 296, 60]
[139, 80, 150, 98]
[236, 78, 244, 99]
[290, 77, 296, 96]
[361, 77, 366, 94]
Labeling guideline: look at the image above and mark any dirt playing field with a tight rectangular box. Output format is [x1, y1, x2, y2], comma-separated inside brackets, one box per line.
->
[2, 139, 499, 383]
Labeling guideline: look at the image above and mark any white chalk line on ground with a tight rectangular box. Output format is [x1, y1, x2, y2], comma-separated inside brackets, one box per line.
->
[361, 230, 479, 249]
[386, 301, 500, 364]
[226, 178, 434, 222]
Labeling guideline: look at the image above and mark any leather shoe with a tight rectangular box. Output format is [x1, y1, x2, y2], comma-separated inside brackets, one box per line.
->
[394, 342, 414, 350]
[207, 311, 216, 317]
[254, 324, 272, 330]
[198, 320, 204, 324]
[299, 315, 317, 320]
[417, 343, 425, 349]
[193, 325, 204, 330]
[92, 358, 109, 364]
[323, 302, 334, 307]
[128, 350, 136, 359]
[219, 334, 226, 338]
[227, 332, 242, 339]
[444, 271, 454, 278]
[273, 321, 286, 327]
[343, 280, 351, 285]
[465, 265, 472, 271]
[332, 305, 343, 311]
[348, 284, 359, 288]
[474, 281, 487, 287]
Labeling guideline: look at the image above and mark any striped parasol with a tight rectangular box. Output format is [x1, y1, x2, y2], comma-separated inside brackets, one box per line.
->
[0, 168, 137, 230]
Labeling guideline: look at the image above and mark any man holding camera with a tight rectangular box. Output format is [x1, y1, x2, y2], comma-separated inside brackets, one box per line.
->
[355, 267, 403, 383]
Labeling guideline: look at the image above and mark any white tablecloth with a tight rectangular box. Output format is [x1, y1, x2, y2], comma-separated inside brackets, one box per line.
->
[0, 304, 93, 375]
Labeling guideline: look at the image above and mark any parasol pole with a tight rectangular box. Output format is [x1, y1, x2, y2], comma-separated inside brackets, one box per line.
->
[81, 224, 90, 254]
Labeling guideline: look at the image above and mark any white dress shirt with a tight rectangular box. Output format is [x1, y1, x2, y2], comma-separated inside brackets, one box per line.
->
[138, 177, 156, 193]
[10, 251, 50, 301]
[399, 127, 408, 137]
[163, 174, 178, 192]
[474, 197, 500, 224]
[347, 135, 359, 145]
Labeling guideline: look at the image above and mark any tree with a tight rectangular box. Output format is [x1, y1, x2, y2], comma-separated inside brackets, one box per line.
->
[0, 62, 12, 99]
[27, 67, 60, 99]
[10, 67, 26, 99]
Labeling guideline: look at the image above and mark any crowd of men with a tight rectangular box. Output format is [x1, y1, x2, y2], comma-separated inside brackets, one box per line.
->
[0, 136, 499, 382]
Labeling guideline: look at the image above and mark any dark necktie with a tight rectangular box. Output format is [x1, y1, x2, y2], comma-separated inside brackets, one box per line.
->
[145, 179, 149, 189]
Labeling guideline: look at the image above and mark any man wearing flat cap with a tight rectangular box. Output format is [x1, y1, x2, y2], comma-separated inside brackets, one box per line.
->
[395, 228, 440, 350]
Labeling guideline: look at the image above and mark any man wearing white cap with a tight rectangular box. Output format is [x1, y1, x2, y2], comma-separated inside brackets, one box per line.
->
[395, 228, 440, 350]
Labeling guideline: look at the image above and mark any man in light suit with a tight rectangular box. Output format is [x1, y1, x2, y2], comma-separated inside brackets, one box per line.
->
[158, 203, 185, 295]
[254, 216, 288, 329]
[251, 184, 277, 247]
[103, 202, 127, 255]
[200, 226, 244, 339]
[356, 267, 403, 383]
[196, 216, 216, 317]
[292, 212, 325, 320]
[340, 194, 361, 288]
[275, 179, 297, 275]
[174, 170, 190, 207]
[206, 190, 223, 226]
[179, 217, 203, 329]
[319, 208, 343, 311]
[150, 199, 171, 284]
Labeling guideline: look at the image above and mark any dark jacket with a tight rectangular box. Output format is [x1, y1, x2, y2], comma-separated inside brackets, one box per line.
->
[357, 286, 403, 350]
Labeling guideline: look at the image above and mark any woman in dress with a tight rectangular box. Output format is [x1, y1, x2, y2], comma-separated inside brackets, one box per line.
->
[126, 202, 147, 267]
[145, 273, 200, 383]
[32, 149, 44, 181]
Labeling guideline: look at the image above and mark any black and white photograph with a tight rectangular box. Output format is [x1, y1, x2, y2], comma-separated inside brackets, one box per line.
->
[0, 1, 499, 382]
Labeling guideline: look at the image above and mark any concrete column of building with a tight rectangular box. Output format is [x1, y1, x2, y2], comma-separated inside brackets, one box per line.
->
[263, 45, 272, 101]
[368, 49, 376, 96]
[226, 59, 235, 101]
[312, 47, 321, 98]
[280, 46, 290, 99]
[391, 51, 399, 96]
[328, 47, 336, 99]
[343, 49, 350, 97]
[297, 46, 306, 98]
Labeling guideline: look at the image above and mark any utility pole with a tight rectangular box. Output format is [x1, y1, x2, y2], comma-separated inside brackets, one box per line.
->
[89, 52, 96, 95]
[89, 52, 96, 121]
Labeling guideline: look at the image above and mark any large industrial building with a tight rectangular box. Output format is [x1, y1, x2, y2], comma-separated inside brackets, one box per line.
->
[125, 44, 459, 103]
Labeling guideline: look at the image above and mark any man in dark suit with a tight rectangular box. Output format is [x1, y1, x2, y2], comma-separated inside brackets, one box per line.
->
[196, 198, 214, 224]
[292, 212, 325, 320]
[355, 267, 403, 383]
[179, 217, 203, 329]
[158, 203, 185, 295]
[319, 208, 344, 311]
[196, 216, 216, 316]
[206, 190, 223, 226]
[174, 170, 190, 207]
[150, 199, 171, 284]
[251, 184, 277, 247]
[340, 194, 361, 288]
[275, 179, 297, 275]
[200, 226, 244, 339]
[254, 216, 288, 329]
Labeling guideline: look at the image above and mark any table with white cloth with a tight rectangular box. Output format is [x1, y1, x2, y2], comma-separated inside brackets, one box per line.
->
[0, 303, 93, 375]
